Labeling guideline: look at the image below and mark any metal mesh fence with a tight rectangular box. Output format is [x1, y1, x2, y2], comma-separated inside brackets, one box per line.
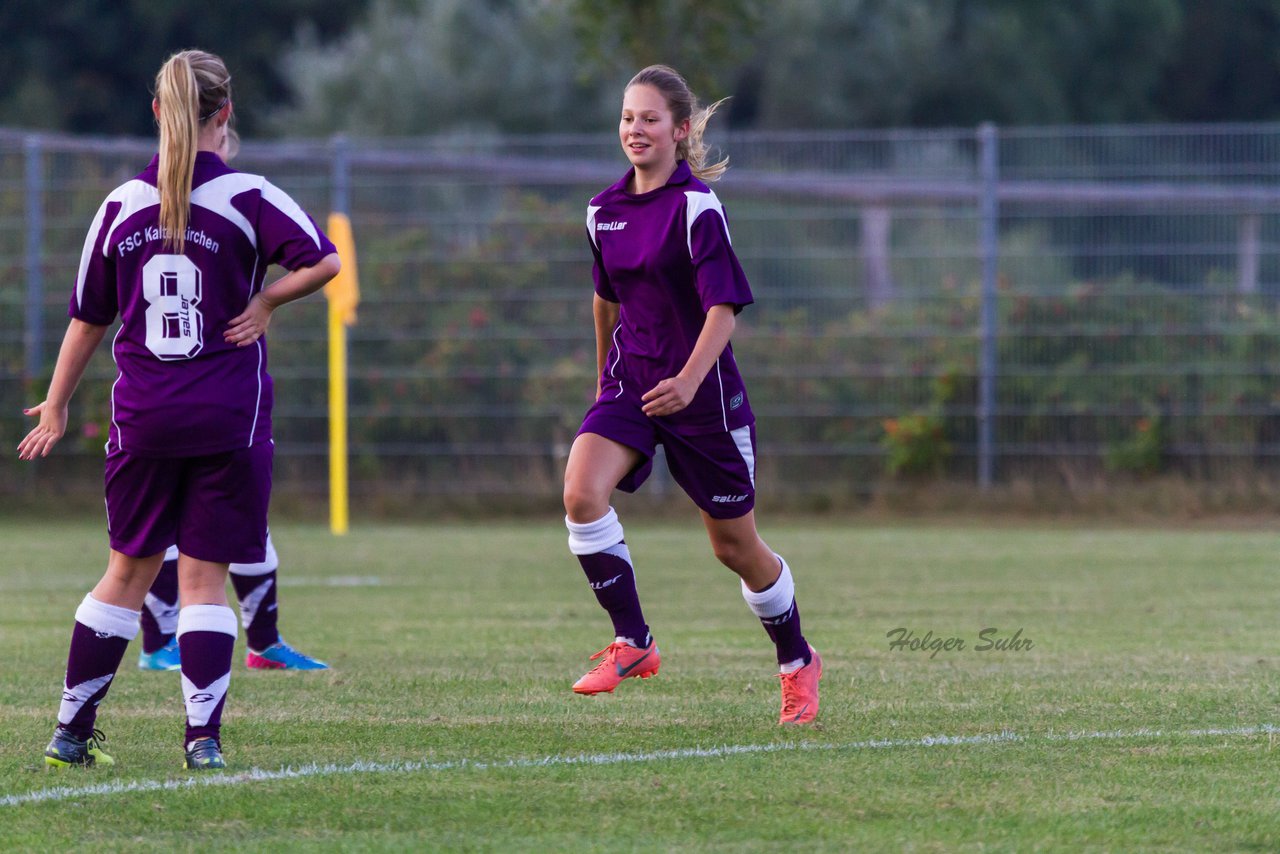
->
[3, 124, 1280, 507]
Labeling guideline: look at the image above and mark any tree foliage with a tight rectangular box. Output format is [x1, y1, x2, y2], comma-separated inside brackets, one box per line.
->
[748, 0, 1185, 128]
[0, 0, 365, 136]
[6, 1, 1280, 137]
[271, 0, 601, 136]
[273, 0, 1280, 135]
[565, 0, 766, 107]
[1153, 0, 1280, 121]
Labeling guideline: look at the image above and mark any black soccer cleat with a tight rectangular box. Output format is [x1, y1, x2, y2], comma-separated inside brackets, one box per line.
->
[44, 726, 113, 768]
[183, 737, 226, 771]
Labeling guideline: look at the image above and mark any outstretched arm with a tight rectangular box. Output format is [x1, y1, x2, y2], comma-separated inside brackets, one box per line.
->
[18, 319, 109, 459]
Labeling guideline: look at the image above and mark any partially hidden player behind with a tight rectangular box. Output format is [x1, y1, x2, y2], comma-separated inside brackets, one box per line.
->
[564, 65, 822, 724]
[18, 49, 339, 770]
[135, 125, 327, 674]
[140, 533, 329, 671]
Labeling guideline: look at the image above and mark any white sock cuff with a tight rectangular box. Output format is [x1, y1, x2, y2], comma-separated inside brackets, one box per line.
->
[566, 507, 625, 555]
[741, 555, 795, 619]
[144, 592, 179, 635]
[229, 533, 279, 577]
[177, 604, 238, 639]
[75, 593, 141, 640]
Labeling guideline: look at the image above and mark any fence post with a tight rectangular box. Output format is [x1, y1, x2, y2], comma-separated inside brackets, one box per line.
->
[977, 123, 999, 489]
[24, 134, 44, 387]
[331, 134, 350, 216]
[1238, 213, 1260, 295]
[861, 204, 893, 311]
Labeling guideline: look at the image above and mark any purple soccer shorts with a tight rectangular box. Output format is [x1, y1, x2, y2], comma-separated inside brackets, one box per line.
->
[103, 441, 272, 562]
[578, 393, 756, 519]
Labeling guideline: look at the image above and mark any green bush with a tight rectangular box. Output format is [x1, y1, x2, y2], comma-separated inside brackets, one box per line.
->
[881, 413, 950, 476]
[1104, 416, 1165, 476]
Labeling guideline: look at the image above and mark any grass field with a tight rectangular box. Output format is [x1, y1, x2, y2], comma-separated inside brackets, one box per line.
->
[3, 518, 1280, 851]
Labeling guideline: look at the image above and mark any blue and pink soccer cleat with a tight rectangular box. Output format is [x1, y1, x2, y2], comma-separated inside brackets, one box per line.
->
[138, 637, 182, 671]
[245, 639, 329, 670]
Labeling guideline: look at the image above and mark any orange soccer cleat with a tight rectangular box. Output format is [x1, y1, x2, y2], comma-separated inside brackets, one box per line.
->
[572, 639, 661, 695]
[778, 645, 822, 725]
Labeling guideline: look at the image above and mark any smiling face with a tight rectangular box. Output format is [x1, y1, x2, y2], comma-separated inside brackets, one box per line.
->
[619, 83, 689, 177]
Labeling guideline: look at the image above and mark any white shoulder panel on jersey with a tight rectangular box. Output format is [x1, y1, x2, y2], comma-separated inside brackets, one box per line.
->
[191, 173, 263, 250]
[77, 180, 158, 310]
[100, 180, 161, 253]
[684, 190, 731, 257]
[586, 204, 602, 251]
[261, 179, 323, 250]
[74, 200, 113, 312]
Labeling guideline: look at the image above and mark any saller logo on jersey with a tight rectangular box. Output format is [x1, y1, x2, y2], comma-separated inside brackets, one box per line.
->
[729, 392, 744, 410]
[597, 221, 628, 231]
[712, 494, 748, 503]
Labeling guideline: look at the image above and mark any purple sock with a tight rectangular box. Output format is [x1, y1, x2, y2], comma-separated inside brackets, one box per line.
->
[578, 546, 650, 646]
[760, 597, 809, 666]
[178, 605, 237, 746]
[141, 558, 179, 653]
[567, 509, 650, 646]
[231, 569, 279, 652]
[742, 555, 811, 667]
[58, 595, 140, 739]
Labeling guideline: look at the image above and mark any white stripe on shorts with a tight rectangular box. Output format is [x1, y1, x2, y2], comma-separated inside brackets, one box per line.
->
[730, 425, 755, 487]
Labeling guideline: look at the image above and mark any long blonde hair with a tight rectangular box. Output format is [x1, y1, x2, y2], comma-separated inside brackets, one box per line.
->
[154, 50, 232, 251]
[626, 65, 729, 182]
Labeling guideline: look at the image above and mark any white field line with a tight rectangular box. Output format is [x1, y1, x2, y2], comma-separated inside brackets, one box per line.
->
[4, 723, 1276, 808]
[282, 576, 383, 587]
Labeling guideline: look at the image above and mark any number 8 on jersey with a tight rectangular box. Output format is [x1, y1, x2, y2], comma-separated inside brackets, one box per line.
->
[143, 254, 203, 360]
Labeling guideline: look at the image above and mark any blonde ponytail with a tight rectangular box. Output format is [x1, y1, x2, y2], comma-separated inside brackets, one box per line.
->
[626, 65, 730, 183]
[156, 55, 198, 251]
[684, 98, 730, 183]
[153, 50, 232, 252]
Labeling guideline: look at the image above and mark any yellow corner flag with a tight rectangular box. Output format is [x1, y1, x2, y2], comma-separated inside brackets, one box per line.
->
[325, 213, 360, 535]
[325, 213, 361, 325]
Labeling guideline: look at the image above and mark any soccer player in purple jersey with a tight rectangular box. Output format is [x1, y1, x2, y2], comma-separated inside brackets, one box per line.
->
[564, 65, 822, 725]
[18, 49, 339, 770]
[136, 127, 328, 675]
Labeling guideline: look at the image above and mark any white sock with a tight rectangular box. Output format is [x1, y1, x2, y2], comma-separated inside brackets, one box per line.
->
[565, 507, 625, 555]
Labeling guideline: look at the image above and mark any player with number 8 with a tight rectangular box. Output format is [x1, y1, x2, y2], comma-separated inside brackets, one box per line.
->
[18, 49, 340, 771]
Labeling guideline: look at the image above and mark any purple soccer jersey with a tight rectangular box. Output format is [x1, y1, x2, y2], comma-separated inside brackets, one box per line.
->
[586, 160, 755, 435]
[70, 152, 336, 457]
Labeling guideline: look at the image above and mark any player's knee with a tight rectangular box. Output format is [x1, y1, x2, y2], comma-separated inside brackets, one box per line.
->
[710, 537, 750, 570]
[563, 481, 608, 523]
